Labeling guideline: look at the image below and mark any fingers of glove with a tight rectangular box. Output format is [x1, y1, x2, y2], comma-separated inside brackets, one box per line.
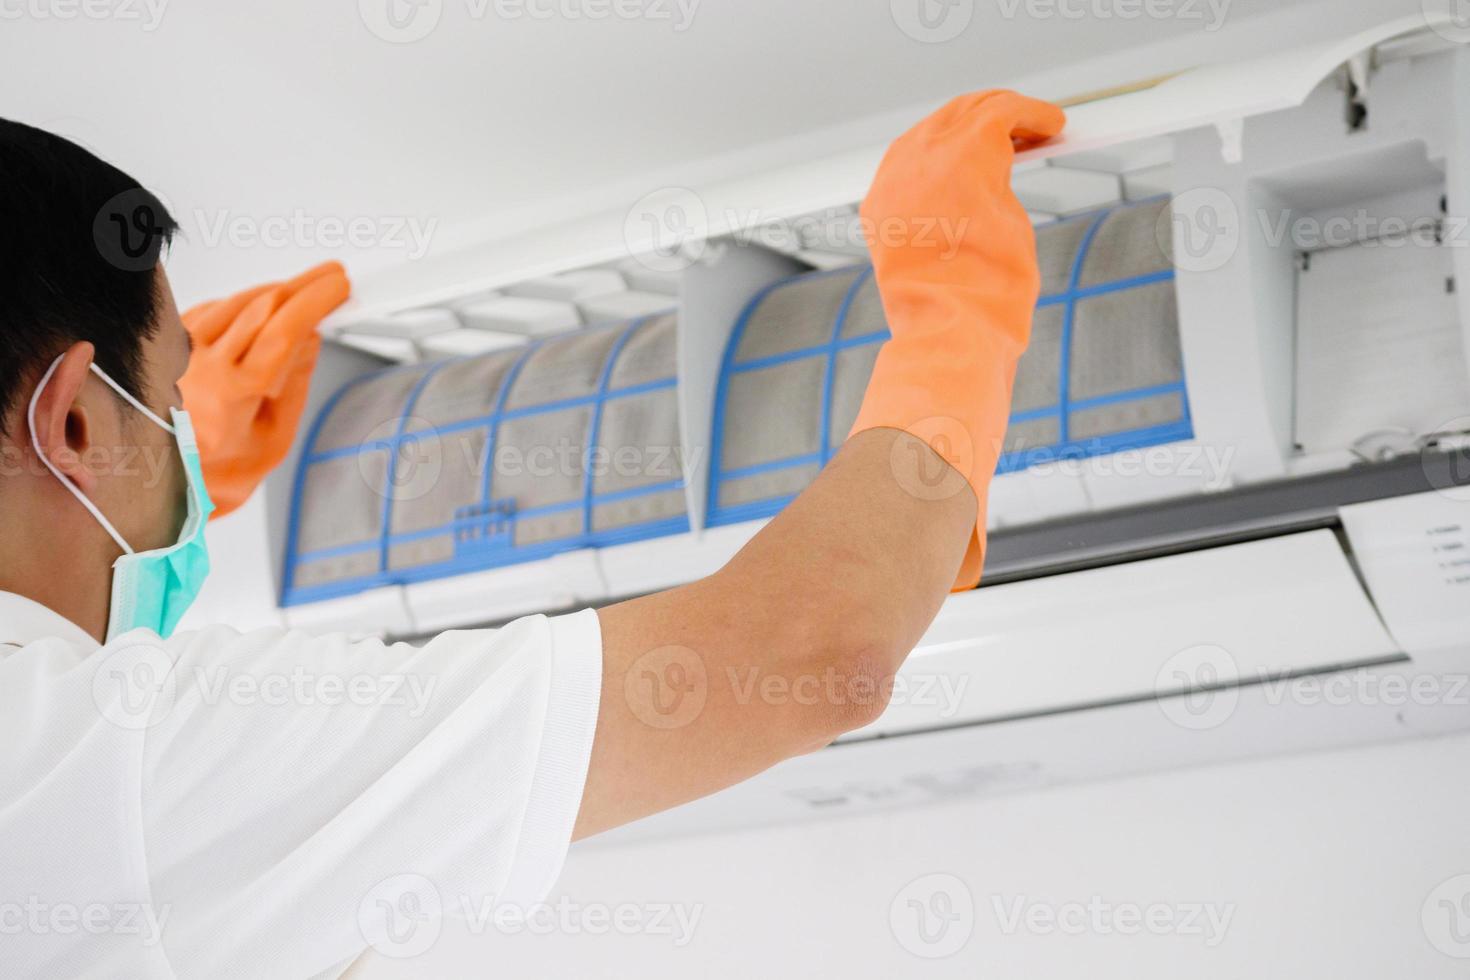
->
[912, 90, 1001, 139]
[280, 260, 349, 297]
[973, 91, 1066, 144]
[958, 93, 1064, 189]
[197, 262, 347, 363]
[181, 298, 220, 331]
[896, 90, 1062, 155]
[182, 282, 279, 348]
[866, 91, 1064, 215]
[212, 284, 290, 367]
[239, 266, 348, 383]
[969, 94, 1065, 194]
[259, 329, 322, 402]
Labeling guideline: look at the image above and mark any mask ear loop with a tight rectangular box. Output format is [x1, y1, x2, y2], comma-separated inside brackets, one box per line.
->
[87, 361, 175, 435]
[26, 354, 175, 558]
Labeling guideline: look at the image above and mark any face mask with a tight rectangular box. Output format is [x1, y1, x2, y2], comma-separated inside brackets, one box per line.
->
[28, 354, 214, 642]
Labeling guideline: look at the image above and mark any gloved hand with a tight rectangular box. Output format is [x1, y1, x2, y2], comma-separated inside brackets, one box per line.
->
[849, 90, 1065, 590]
[178, 261, 351, 518]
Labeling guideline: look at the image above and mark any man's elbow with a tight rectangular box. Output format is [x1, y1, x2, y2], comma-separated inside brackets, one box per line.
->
[788, 643, 898, 752]
[713, 577, 910, 756]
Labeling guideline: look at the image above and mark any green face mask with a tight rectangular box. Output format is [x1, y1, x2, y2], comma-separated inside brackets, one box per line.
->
[28, 354, 215, 643]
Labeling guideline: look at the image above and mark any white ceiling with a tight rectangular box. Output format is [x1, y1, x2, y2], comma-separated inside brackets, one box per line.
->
[1, 0, 1424, 306]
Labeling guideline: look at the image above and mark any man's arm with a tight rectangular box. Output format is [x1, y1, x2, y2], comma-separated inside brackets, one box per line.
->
[577, 427, 972, 838]
[574, 90, 1066, 840]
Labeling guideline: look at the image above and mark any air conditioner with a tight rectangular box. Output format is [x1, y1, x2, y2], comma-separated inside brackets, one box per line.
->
[181, 14, 1470, 837]
[607, 470, 1470, 842]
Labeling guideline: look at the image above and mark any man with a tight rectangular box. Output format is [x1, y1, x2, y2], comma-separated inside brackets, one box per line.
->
[0, 92, 1064, 977]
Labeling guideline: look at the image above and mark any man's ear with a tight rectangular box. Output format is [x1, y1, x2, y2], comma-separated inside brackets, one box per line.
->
[31, 342, 101, 495]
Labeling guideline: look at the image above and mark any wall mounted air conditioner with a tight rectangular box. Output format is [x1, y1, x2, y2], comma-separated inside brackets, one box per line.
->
[605, 469, 1470, 842]
[179, 15, 1470, 835]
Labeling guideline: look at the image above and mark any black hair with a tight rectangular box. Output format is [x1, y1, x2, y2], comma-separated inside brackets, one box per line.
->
[0, 118, 178, 431]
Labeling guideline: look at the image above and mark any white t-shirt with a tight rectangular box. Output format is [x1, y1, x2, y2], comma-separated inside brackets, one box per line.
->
[0, 591, 602, 979]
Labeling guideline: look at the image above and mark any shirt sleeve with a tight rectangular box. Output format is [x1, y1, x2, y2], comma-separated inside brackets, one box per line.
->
[137, 609, 602, 979]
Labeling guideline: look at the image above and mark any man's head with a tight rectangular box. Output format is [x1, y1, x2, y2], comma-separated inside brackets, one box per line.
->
[0, 118, 193, 640]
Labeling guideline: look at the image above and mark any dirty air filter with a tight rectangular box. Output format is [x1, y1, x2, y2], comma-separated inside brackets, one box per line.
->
[283, 312, 686, 605]
[707, 197, 1192, 527]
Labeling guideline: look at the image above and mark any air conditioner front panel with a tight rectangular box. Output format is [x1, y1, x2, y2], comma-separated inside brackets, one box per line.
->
[851, 528, 1400, 739]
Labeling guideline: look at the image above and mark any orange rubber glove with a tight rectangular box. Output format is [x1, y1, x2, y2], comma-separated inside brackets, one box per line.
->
[849, 91, 1066, 590]
[178, 261, 351, 518]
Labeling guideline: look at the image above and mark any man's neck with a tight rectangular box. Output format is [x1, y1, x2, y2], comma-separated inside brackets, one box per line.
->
[0, 576, 108, 643]
[0, 494, 115, 643]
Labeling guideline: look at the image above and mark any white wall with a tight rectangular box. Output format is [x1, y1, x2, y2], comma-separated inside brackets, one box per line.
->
[360, 730, 1470, 979]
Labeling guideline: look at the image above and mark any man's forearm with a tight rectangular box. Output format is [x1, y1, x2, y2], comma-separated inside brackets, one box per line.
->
[713, 426, 974, 682]
[580, 428, 973, 839]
